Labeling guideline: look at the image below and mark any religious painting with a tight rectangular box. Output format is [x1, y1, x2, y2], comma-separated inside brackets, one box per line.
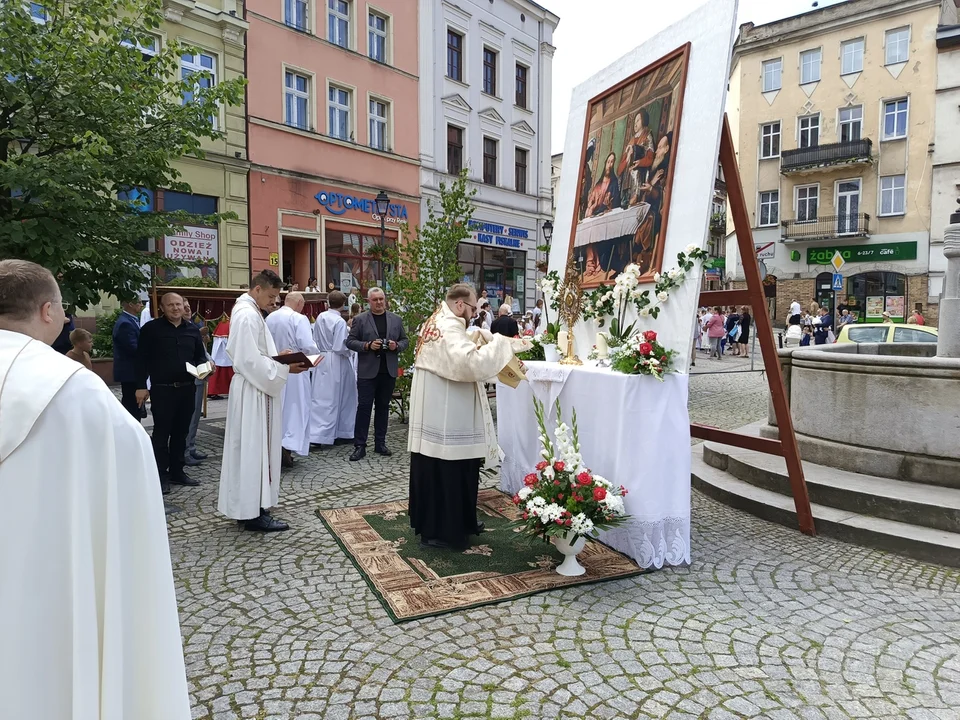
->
[567, 44, 690, 287]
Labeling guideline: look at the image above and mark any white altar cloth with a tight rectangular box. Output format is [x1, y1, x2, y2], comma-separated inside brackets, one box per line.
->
[497, 361, 691, 569]
[573, 204, 650, 248]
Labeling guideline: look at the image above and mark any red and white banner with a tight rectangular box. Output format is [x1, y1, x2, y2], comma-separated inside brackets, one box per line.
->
[163, 225, 218, 263]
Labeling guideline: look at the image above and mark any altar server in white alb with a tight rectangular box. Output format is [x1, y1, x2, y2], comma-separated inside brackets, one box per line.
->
[310, 290, 357, 447]
[409, 283, 529, 549]
[266, 291, 320, 466]
[0, 260, 190, 719]
[218, 269, 310, 532]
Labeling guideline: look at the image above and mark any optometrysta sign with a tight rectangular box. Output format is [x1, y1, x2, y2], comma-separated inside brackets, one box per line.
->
[807, 242, 917, 265]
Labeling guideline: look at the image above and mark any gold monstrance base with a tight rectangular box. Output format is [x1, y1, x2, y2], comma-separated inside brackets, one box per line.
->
[558, 326, 582, 366]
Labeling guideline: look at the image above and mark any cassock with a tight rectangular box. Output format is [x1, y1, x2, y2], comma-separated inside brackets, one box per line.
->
[0, 330, 190, 720]
[310, 308, 357, 445]
[207, 319, 233, 396]
[217, 295, 289, 520]
[265, 306, 319, 457]
[407, 302, 526, 546]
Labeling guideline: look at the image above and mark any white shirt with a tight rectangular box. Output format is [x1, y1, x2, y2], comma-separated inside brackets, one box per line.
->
[789, 301, 801, 317]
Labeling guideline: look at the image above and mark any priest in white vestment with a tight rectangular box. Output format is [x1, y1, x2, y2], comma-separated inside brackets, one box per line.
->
[265, 291, 319, 464]
[0, 260, 190, 719]
[310, 290, 357, 446]
[218, 270, 310, 532]
[408, 283, 529, 549]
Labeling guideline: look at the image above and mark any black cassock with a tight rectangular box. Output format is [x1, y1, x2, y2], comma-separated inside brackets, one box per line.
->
[408, 453, 482, 548]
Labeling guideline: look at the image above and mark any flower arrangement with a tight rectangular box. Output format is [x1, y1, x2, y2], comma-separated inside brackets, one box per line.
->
[537, 270, 563, 345]
[609, 330, 676, 380]
[516, 334, 546, 362]
[512, 397, 630, 541]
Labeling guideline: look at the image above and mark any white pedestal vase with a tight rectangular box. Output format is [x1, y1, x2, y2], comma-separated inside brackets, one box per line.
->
[543, 344, 560, 363]
[553, 531, 587, 576]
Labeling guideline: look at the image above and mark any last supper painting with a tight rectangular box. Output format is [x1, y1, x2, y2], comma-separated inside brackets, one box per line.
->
[569, 44, 690, 287]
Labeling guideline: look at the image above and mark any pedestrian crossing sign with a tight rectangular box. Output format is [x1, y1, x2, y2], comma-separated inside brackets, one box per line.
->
[832, 273, 844, 291]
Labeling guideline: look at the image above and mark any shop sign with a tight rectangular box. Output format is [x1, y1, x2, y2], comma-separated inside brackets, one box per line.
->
[806, 242, 917, 265]
[866, 296, 885, 318]
[163, 225, 218, 264]
[339, 272, 353, 294]
[314, 190, 409, 223]
[467, 220, 530, 249]
[886, 295, 905, 318]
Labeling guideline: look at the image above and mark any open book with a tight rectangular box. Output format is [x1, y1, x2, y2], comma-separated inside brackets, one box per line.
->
[271, 352, 323, 367]
[471, 333, 527, 389]
[185, 361, 214, 380]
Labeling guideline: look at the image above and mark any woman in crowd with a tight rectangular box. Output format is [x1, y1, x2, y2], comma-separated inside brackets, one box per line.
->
[704, 306, 726, 360]
[738, 306, 752, 359]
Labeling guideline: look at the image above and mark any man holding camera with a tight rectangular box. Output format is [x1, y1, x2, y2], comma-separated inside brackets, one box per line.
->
[346, 287, 408, 461]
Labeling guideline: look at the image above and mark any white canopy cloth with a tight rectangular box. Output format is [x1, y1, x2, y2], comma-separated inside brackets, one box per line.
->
[573, 204, 650, 248]
[497, 361, 691, 569]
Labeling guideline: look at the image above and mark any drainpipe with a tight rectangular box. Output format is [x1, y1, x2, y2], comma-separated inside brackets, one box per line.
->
[536, 18, 543, 313]
[243, 0, 252, 281]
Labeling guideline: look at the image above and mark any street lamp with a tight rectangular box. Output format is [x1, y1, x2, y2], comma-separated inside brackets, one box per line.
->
[375, 190, 390, 288]
[541, 219, 553, 246]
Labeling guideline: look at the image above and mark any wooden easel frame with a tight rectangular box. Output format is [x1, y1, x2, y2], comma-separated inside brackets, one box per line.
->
[691, 116, 816, 536]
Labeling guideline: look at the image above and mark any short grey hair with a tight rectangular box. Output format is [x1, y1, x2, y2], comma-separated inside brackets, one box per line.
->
[367, 287, 385, 299]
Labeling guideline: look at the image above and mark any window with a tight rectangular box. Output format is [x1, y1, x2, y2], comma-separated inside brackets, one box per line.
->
[759, 191, 779, 227]
[162, 190, 217, 215]
[369, 98, 387, 150]
[883, 98, 908, 140]
[328, 85, 351, 140]
[482, 47, 497, 96]
[447, 29, 463, 81]
[447, 125, 463, 174]
[894, 327, 936, 343]
[796, 185, 818, 223]
[515, 64, 528, 109]
[483, 137, 497, 185]
[284, 71, 310, 130]
[458, 244, 527, 312]
[838, 106, 862, 143]
[798, 114, 820, 149]
[760, 122, 781, 159]
[848, 326, 888, 343]
[885, 27, 910, 65]
[325, 229, 395, 294]
[762, 59, 782, 92]
[121, 35, 158, 61]
[880, 175, 906, 216]
[515, 148, 528, 193]
[368, 11, 387, 63]
[328, 0, 350, 49]
[841, 39, 864, 75]
[800, 49, 821, 84]
[285, 0, 308, 31]
[29, 2, 46, 23]
[181, 52, 217, 127]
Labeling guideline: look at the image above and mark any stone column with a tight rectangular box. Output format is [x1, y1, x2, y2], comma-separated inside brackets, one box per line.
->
[938, 201, 960, 358]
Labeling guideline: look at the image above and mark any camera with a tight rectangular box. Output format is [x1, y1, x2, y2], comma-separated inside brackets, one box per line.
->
[379, 339, 390, 351]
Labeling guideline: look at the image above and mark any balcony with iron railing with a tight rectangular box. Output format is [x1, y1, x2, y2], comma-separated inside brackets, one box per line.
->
[781, 213, 871, 241]
[780, 138, 873, 174]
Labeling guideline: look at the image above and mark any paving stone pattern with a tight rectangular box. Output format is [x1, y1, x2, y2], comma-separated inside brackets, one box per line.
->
[169, 372, 960, 720]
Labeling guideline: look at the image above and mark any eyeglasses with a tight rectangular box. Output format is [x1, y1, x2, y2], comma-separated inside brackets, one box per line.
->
[461, 300, 477, 313]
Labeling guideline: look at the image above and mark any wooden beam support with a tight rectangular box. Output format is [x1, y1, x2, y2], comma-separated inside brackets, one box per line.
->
[691, 424, 785, 456]
[698, 289, 751, 307]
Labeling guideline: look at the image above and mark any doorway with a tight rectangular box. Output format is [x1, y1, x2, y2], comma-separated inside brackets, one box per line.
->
[281, 236, 316, 289]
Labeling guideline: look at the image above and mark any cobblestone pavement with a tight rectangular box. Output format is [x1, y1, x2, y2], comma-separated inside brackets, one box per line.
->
[169, 373, 960, 720]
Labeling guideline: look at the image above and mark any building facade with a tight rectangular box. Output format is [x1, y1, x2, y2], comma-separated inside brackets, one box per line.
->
[932, 1, 960, 302]
[725, 0, 941, 325]
[418, 0, 559, 313]
[245, 0, 421, 293]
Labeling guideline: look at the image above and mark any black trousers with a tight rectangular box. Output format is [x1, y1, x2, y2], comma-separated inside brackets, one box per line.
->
[354, 372, 396, 448]
[150, 384, 196, 479]
[120, 382, 141, 422]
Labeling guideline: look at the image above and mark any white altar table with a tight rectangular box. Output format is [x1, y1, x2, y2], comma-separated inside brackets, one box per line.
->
[573, 204, 650, 248]
[497, 361, 691, 569]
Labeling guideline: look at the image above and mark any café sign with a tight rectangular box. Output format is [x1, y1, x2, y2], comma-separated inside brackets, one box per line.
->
[807, 242, 917, 265]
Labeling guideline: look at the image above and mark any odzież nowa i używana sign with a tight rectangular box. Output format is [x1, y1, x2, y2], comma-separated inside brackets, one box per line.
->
[164, 225, 218, 264]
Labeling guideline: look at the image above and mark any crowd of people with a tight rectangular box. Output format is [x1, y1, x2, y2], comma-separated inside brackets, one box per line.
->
[694, 305, 753, 361]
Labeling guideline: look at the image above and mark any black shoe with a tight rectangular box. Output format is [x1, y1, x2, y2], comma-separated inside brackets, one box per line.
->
[350, 446, 366, 462]
[375, 445, 392, 456]
[334, 437, 355, 446]
[191, 450, 208, 460]
[281, 449, 295, 468]
[475, 522, 485, 535]
[244, 513, 289, 532]
[184, 455, 202, 467]
[170, 473, 200, 487]
[161, 480, 171, 495]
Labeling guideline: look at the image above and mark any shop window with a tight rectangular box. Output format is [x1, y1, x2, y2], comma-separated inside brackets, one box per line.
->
[325, 229, 394, 293]
[458, 243, 526, 311]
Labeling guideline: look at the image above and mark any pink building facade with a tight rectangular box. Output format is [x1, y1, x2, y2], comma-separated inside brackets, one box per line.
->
[246, 0, 420, 292]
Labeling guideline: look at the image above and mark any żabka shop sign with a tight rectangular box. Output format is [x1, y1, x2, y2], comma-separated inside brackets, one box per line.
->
[314, 190, 409, 225]
[807, 242, 917, 265]
[163, 225, 218, 263]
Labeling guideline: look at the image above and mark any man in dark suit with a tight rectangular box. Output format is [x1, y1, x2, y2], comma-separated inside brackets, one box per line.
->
[345, 288, 408, 461]
[490, 305, 519, 337]
[112, 297, 144, 421]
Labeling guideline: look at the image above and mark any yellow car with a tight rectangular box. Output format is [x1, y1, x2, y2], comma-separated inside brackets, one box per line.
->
[835, 323, 939, 344]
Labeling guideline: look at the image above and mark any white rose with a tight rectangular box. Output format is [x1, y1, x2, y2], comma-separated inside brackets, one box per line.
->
[685, 243, 699, 255]
[640, 307, 651, 317]
[653, 272, 661, 283]
[657, 291, 669, 302]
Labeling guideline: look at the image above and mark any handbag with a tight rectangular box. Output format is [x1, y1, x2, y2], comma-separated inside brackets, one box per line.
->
[827, 329, 836, 343]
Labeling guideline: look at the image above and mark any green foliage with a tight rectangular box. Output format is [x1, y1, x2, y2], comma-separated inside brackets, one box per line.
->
[166, 275, 219, 288]
[93, 308, 122, 358]
[0, 0, 246, 309]
[516, 335, 545, 362]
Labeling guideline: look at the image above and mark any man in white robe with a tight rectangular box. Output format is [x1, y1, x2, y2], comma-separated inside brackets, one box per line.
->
[0, 260, 190, 719]
[408, 283, 529, 549]
[310, 290, 357, 447]
[218, 269, 309, 532]
[266, 291, 319, 464]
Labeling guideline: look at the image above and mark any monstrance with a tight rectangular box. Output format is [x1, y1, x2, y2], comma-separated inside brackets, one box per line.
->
[557, 257, 583, 366]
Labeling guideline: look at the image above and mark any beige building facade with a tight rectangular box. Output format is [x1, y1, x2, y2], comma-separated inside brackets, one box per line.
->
[726, 0, 943, 325]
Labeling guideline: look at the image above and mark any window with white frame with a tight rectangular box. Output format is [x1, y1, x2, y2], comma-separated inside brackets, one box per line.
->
[883, 98, 908, 140]
[284, 71, 310, 130]
[796, 185, 819, 223]
[181, 52, 217, 127]
[285, 0, 308, 31]
[880, 175, 906, 216]
[762, 58, 782, 92]
[328, 85, 351, 140]
[759, 191, 779, 227]
[798, 114, 820, 149]
[368, 11, 387, 63]
[841, 38, 864, 75]
[839, 106, 862, 143]
[369, 98, 388, 150]
[800, 49, 821, 84]
[121, 34, 159, 62]
[885, 27, 910, 65]
[29, 2, 47, 23]
[760, 121, 781, 159]
[328, 0, 350, 49]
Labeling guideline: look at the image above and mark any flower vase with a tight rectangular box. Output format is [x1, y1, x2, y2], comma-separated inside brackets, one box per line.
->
[543, 344, 560, 363]
[553, 531, 587, 576]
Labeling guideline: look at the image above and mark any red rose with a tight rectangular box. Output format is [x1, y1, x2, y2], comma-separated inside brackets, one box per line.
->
[565, 519, 572, 526]
[536, 461, 548, 471]
[661, 355, 667, 362]
[555, 519, 564, 525]
[554, 461, 565, 472]
[643, 330, 658, 342]
[593, 487, 607, 501]
[522, 512, 528, 520]
[573, 494, 582, 503]
[577, 471, 592, 486]
[512, 494, 521, 505]
[558, 494, 564, 500]
[524, 473, 537, 487]
[639, 342, 653, 355]
[553, 480, 560, 486]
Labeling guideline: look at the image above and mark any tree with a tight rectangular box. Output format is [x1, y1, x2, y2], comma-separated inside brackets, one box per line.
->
[0, 0, 245, 309]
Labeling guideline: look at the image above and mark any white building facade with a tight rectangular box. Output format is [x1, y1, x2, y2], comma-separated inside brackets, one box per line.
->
[419, 0, 559, 313]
